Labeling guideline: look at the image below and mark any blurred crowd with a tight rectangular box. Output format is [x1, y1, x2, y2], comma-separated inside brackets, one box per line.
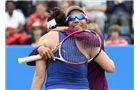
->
[5, 0, 134, 46]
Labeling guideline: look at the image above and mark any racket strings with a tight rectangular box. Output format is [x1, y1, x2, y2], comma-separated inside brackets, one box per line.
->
[60, 30, 101, 64]
[73, 32, 100, 47]
[60, 37, 87, 63]
[72, 31, 101, 60]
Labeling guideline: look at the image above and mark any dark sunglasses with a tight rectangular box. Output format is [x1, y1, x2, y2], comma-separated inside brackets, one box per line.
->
[66, 14, 87, 21]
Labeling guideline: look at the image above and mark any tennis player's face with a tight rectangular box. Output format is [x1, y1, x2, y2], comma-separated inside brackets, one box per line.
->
[68, 10, 88, 31]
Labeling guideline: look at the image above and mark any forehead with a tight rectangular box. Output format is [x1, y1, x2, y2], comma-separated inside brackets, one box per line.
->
[69, 10, 84, 16]
[7, 2, 15, 6]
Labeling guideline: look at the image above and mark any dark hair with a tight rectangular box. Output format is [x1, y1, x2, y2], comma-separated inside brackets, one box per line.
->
[48, 7, 67, 28]
[6, 0, 16, 6]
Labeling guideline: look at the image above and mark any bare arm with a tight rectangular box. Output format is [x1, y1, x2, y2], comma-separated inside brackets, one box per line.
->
[92, 5, 107, 12]
[94, 50, 115, 73]
[16, 23, 24, 33]
[83, 5, 107, 12]
[31, 59, 46, 90]
[50, 26, 69, 32]
[31, 31, 59, 90]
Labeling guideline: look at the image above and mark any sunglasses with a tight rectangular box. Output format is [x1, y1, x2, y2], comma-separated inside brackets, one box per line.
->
[66, 14, 87, 21]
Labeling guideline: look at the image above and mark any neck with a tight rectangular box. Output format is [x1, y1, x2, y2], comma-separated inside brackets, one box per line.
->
[39, 12, 47, 18]
[112, 36, 119, 40]
[9, 11, 13, 17]
[34, 36, 41, 40]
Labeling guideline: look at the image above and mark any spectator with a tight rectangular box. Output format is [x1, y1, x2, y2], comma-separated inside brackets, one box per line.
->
[58, 0, 80, 13]
[67, 0, 76, 6]
[5, 0, 27, 45]
[26, 1, 50, 32]
[87, 22, 106, 46]
[14, 1, 29, 18]
[46, 0, 58, 11]
[87, 22, 100, 32]
[108, 0, 133, 26]
[81, 0, 107, 33]
[132, 1, 134, 31]
[25, 22, 46, 46]
[59, 1, 70, 14]
[106, 24, 128, 45]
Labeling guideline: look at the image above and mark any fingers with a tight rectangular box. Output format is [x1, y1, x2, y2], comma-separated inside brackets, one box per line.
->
[44, 49, 54, 60]
[48, 50, 55, 61]
[37, 46, 55, 61]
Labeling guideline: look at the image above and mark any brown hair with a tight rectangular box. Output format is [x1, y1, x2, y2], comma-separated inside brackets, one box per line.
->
[48, 7, 67, 27]
[30, 26, 46, 43]
[88, 22, 100, 31]
[35, 1, 47, 8]
[110, 24, 121, 36]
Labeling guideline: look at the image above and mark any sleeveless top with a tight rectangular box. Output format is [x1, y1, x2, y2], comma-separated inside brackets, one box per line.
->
[45, 32, 89, 89]
[88, 31, 108, 90]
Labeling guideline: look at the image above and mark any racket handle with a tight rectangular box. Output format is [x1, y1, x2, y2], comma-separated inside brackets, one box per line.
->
[18, 55, 42, 64]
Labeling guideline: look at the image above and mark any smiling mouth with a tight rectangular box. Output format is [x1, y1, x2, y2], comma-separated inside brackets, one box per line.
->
[73, 25, 82, 28]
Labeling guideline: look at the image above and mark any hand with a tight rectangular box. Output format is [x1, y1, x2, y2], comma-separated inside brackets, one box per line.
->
[6, 31, 14, 36]
[114, 0, 119, 5]
[6, 31, 10, 36]
[115, 0, 125, 4]
[85, 6, 93, 11]
[121, 0, 125, 3]
[50, 26, 69, 32]
[37, 45, 55, 60]
[86, 12, 95, 22]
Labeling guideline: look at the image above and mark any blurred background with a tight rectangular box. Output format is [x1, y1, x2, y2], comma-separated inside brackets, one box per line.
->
[5, 0, 134, 90]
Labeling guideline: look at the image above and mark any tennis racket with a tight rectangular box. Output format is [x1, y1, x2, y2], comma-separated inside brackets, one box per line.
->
[18, 29, 102, 65]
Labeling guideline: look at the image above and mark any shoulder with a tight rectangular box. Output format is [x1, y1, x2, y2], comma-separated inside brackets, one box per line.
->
[119, 37, 128, 43]
[40, 31, 59, 39]
[13, 10, 24, 16]
[95, 31, 104, 40]
[106, 38, 113, 45]
[38, 31, 59, 45]
[29, 12, 37, 18]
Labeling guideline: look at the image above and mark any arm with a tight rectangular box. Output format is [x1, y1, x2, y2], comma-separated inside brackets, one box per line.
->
[94, 50, 115, 73]
[16, 23, 24, 33]
[96, 31, 105, 51]
[26, 31, 59, 66]
[50, 26, 69, 32]
[92, 5, 107, 12]
[31, 59, 47, 90]
[26, 15, 34, 30]
[31, 31, 59, 89]
[120, 1, 132, 14]
[108, 1, 118, 13]
[83, 5, 107, 12]
[83, 0, 107, 12]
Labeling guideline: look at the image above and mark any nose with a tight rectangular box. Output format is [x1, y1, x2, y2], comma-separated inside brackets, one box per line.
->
[73, 18, 80, 23]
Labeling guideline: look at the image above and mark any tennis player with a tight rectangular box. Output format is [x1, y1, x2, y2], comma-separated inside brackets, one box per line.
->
[29, 6, 115, 90]
[51, 6, 115, 90]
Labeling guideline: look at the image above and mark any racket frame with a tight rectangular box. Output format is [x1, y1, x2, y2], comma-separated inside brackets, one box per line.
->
[55, 30, 102, 64]
[18, 30, 102, 65]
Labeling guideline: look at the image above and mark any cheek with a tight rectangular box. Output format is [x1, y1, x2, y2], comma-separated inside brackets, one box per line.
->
[68, 21, 73, 27]
[82, 21, 88, 29]
[33, 30, 42, 35]
[111, 32, 118, 36]
[36, 7, 45, 13]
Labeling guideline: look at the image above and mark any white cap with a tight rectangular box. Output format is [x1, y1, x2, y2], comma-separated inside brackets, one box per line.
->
[65, 6, 88, 20]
